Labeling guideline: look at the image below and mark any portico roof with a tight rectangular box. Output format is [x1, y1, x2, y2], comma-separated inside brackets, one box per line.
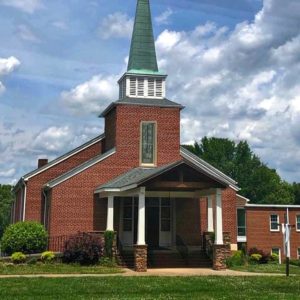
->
[95, 150, 239, 193]
[95, 161, 182, 193]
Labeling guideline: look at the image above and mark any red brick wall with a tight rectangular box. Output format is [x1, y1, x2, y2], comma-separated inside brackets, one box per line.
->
[246, 207, 300, 260]
[222, 188, 237, 244]
[176, 198, 201, 246]
[24, 140, 102, 222]
[104, 109, 116, 151]
[48, 105, 182, 237]
[115, 105, 182, 167]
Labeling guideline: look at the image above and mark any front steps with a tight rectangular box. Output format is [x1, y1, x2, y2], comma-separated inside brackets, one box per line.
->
[116, 249, 212, 269]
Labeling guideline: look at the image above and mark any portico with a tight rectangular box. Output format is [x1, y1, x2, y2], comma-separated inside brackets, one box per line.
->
[94, 157, 236, 271]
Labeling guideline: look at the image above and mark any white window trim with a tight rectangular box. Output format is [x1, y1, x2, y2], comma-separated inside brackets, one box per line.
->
[296, 215, 300, 232]
[270, 214, 280, 232]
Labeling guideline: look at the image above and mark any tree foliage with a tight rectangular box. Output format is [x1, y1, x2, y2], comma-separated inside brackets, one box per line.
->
[0, 185, 13, 238]
[183, 137, 296, 204]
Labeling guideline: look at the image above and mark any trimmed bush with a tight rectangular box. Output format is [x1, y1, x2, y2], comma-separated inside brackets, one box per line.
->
[226, 250, 245, 267]
[104, 231, 115, 259]
[41, 251, 55, 263]
[270, 253, 279, 264]
[62, 232, 104, 265]
[1, 222, 48, 255]
[250, 254, 262, 264]
[11, 252, 26, 264]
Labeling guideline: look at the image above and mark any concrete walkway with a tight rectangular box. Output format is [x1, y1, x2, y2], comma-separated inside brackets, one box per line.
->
[0, 268, 284, 278]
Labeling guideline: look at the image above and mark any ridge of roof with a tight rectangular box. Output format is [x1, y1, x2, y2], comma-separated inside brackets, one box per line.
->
[180, 146, 239, 189]
[44, 147, 116, 189]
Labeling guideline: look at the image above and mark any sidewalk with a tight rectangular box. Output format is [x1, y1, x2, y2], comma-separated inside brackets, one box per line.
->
[0, 268, 284, 278]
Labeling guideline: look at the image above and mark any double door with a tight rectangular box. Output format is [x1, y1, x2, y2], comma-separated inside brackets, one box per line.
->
[120, 197, 173, 248]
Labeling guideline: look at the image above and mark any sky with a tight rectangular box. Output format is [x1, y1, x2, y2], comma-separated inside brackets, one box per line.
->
[0, 0, 300, 185]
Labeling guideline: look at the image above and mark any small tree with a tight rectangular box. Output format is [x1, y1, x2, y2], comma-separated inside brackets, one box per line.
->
[63, 232, 104, 265]
[1, 222, 48, 255]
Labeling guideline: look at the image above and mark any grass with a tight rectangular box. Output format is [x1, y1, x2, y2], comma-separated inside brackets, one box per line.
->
[0, 276, 300, 299]
[0, 263, 123, 275]
[230, 263, 300, 275]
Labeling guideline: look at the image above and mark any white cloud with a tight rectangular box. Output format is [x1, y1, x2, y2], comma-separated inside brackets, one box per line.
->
[155, 8, 173, 25]
[0, 82, 5, 95]
[0, 56, 21, 95]
[154, 0, 300, 182]
[0, 57, 21, 76]
[0, 168, 16, 178]
[61, 75, 118, 115]
[0, 0, 42, 13]
[16, 24, 40, 43]
[52, 21, 68, 30]
[99, 12, 133, 40]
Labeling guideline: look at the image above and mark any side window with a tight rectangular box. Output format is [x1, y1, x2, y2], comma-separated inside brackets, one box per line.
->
[141, 122, 156, 166]
[296, 215, 300, 231]
[237, 208, 246, 237]
[270, 214, 280, 232]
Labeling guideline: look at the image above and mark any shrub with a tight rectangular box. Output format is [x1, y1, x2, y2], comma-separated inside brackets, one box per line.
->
[289, 259, 300, 267]
[270, 253, 279, 264]
[104, 231, 115, 259]
[62, 232, 104, 265]
[226, 250, 245, 267]
[1, 222, 48, 255]
[41, 251, 55, 263]
[99, 256, 117, 267]
[249, 254, 262, 264]
[11, 252, 26, 264]
[248, 248, 269, 264]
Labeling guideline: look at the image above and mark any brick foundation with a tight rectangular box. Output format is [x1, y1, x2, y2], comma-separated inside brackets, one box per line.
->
[213, 244, 231, 270]
[134, 245, 148, 272]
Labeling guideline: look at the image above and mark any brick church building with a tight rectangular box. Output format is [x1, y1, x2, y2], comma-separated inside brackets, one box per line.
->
[11, 0, 300, 271]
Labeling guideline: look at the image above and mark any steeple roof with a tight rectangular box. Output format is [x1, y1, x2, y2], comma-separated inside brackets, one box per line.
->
[127, 0, 159, 74]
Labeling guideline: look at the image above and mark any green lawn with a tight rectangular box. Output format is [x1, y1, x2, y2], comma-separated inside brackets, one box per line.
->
[0, 263, 123, 275]
[231, 263, 300, 275]
[0, 276, 300, 299]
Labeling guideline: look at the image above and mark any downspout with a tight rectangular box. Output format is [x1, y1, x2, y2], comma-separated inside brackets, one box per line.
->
[22, 179, 27, 221]
[42, 189, 47, 228]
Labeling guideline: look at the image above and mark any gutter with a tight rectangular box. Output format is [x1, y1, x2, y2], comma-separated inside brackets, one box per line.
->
[42, 189, 48, 228]
[22, 179, 27, 221]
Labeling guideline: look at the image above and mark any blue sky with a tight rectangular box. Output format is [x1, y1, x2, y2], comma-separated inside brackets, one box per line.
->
[1, 0, 300, 185]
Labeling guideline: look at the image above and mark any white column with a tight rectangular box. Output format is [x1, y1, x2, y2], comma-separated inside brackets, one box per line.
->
[137, 187, 146, 245]
[106, 195, 114, 231]
[215, 188, 224, 245]
[207, 195, 214, 232]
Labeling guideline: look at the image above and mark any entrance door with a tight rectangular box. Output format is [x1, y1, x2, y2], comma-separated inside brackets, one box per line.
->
[146, 199, 160, 249]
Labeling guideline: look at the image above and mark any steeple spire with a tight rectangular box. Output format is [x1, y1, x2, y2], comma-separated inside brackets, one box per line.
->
[127, 0, 158, 73]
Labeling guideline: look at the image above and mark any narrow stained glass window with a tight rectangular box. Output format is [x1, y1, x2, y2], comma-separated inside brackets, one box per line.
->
[141, 122, 156, 165]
